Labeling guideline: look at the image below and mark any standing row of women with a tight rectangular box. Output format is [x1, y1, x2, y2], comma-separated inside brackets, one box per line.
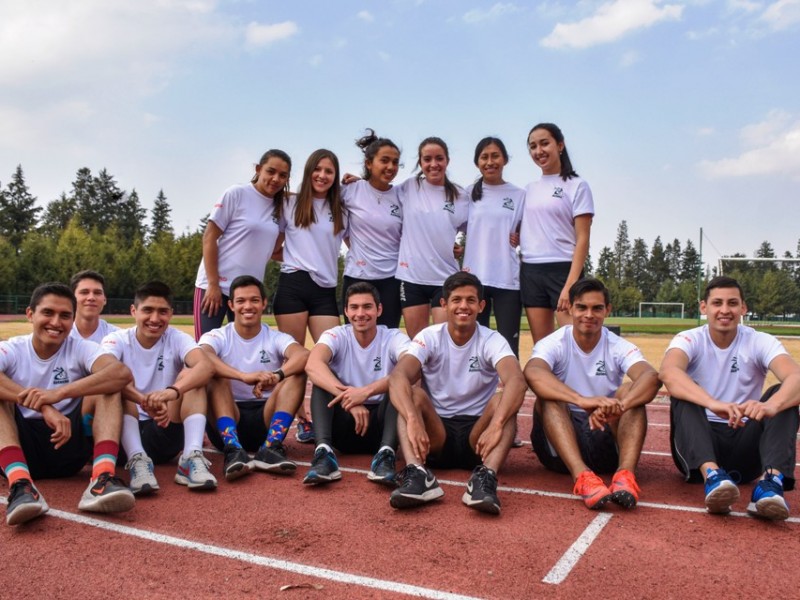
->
[193, 123, 595, 359]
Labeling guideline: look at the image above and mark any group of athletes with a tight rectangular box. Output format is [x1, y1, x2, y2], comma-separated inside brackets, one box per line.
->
[2, 123, 799, 526]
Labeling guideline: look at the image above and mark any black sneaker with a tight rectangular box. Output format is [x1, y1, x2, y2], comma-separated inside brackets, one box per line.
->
[223, 445, 253, 482]
[462, 465, 501, 515]
[6, 479, 49, 526]
[303, 447, 342, 485]
[251, 443, 296, 473]
[389, 465, 444, 509]
[78, 472, 136, 513]
[367, 448, 396, 487]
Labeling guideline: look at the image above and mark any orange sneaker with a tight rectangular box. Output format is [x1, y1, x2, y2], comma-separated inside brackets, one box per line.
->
[573, 470, 612, 509]
[610, 469, 640, 509]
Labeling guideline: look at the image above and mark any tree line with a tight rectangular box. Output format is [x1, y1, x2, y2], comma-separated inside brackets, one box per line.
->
[1, 165, 798, 318]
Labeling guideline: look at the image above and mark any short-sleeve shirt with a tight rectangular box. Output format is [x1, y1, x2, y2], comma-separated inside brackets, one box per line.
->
[404, 323, 514, 417]
[317, 324, 410, 405]
[520, 174, 594, 263]
[341, 180, 403, 280]
[102, 327, 199, 420]
[199, 323, 297, 402]
[195, 183, 281, 295]
[666, 324, 788, 423]
[0, 335, 106, 419]
[531, 326, 646, 414]
[69, 319, 120, 344]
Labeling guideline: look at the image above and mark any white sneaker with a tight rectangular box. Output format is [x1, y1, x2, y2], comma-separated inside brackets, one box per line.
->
[174, 450, 217, 490]
[125, 452, 160, 496]
[77, 472, 136, 513]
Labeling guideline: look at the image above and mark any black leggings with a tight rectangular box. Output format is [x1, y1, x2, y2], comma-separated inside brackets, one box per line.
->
[341, 275, 403, 329]
[477, 285, 522, 358]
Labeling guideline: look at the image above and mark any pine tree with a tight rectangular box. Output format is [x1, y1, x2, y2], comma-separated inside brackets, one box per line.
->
[680, 240, 702, 283]
[93, 168, 125, 232]
[0, 165, 42, 253]
[613, 220, 631, 285]
[648, 236, 670, 297]
[39, 192, 77, 237]
[150, 189, 174, 241]
[118, 189, 148, 242]
[72, 167, 98, 229]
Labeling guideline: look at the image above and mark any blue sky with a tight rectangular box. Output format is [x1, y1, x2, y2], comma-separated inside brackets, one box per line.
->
[1, 0, 798, 270]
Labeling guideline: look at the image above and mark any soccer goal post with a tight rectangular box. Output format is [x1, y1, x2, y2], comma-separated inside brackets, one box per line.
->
[638, 302, 685, 319]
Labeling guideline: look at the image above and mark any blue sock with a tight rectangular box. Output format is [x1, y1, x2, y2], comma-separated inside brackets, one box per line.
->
[217, 416, 242, 449]
[264, 411, 293, 448]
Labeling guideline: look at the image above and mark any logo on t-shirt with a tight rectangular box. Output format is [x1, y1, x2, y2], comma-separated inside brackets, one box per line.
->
[552, 187, 564, 199]
[594, 360, 607, 376]
[373, 356, 382, 372]
[260, 350, 271, 365]
[730, 356, 739, 373]
[390, 204, 401, 218]
[469, 356, 480, 372]
[443, 201, 455, 214]
[52, 367, 69, 385]
[157, 354, 165, 371]
[327, 210, 334, 222]
[502, 197, 515, 210]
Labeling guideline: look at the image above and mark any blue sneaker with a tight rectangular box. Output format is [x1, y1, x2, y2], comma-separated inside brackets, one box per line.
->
[747, 472, 789, 521]
[295, 419, 315, 444]
[367, 448, 396, 487]
[704, 468, 739, 514]
[303, 447, 341, 485]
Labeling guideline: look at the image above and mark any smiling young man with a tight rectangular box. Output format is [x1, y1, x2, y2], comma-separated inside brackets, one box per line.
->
[199, 275, 309, 481]
[388, 272, 527, 515]
[303, 282, 410, 486]
[69, 270, 120, 343]
[0, 283, 135, 526]
[102, 281, 217, 494]
[525, 278, 659, 510]
[660, 276, 800, 519]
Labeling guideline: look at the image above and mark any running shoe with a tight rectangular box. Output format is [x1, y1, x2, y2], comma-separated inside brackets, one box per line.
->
[295, 419, 315, 444]
[251, 443, 297, 473]
[462, 465, 501, 515]
[303, 447, 341, 485]
[223, 445, 252, 482]
[704, 468, 739, 514]
[367, 448, 396, 486]
[174, 450, 218, 490]
[610, 468, 640, 509]
[5, 479, 49, 526]
[573, 470, 613, 510]
[78, 472, 136, 513]
[390, 465, 444, 509]
[747, 472, 789, 521]
[125, 452, 159, 496]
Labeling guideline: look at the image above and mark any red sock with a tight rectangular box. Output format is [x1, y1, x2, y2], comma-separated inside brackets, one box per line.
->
[0, 446, 31, 487]
[91, 440, 119, 480]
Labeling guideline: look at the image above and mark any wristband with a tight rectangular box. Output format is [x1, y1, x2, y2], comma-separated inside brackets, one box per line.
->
[166, 385, 182, 400]
[273, 369, 286, 382]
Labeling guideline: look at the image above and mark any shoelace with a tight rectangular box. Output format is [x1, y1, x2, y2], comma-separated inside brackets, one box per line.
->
[10, 479, 34, 498]
[474, 467, 497, 491]
[374, 450, 393, 468]
[757, 476, 783, 496]
[394, 465, 416, 487]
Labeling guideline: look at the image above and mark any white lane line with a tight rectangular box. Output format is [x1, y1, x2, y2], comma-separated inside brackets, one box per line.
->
[0, 499, 484, 600]
[542, 513, 614, 585]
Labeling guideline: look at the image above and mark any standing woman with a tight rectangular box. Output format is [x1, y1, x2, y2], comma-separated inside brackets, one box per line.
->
[273, 149, 346, 345]
[341, 130, 403, 328]
[395, 137, 468, 339]
[194, 150, 291, 340]
[520, 123, 594, 343]
[462, 137, 525, 357]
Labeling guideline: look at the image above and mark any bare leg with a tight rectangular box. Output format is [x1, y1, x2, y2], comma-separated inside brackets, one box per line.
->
[468, 392, 515, 472]
[525, 307, 556, 345]
[402, 304, 431, 340]
[608, 406, 647, 473]
[276, 312, 310, 346]
[308, 315, 340, 343]
[537, 398, 588, 480]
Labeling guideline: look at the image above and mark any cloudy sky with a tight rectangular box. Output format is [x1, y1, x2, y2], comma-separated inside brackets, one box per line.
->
[1, 0, 798, 268]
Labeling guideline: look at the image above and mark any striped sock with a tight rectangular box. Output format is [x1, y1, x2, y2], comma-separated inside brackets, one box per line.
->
[263, 411, 293, 448]
[0, 446, 31, 486]
[217, 416, 242, 449]
[91, 440, 119, 480]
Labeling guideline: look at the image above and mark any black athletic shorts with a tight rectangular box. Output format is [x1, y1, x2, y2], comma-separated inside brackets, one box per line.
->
[139, 420, 184, 464]
[399, 281, 444, 309]
[273, 270, 339, 317]
[427, 414, 481, 471]
[520, 262, 581, 309]
[206, 400, 268, 452]
[531, 408, 619, 475]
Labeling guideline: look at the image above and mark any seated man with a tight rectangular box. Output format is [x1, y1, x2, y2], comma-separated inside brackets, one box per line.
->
[199, 275, 309, 480]
[660, 276, 800, 520]
[0, 283, 135, 526]
[388, 272, 526, 515]
[102, 281, 216, 494]
[69, 270, 119, 343]
[303, 282, 410, 486]
[525, 278, 659, 510]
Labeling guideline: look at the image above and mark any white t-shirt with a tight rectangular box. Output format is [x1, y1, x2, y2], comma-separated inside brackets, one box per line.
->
[199, 323, 297, 402]
[531, 326, 647, 414]
[69, 319, 120, 344]
[404, 323, 513, 417]
[317, 324, 410, 405]
[0, 335, 106, 419]
[341, 180, 403, 280]
[462, 182, 525, 290]
[280, 194, 346, 288]
[195, 183, 282, 295]
[102, 327, 199, 420]
[395, 178, 468, 285]
[666, 325, 788, 423]
[520, 174, 594, 263]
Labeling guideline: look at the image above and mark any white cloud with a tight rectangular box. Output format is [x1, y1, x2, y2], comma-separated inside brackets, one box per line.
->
[357, 10, 374, 22]
[700, 111, 800, 178]
[686, 26, 720, 40]
[244, 21, 299, 47]
[540, 0, 683, 49]
[760, 0, 800, 30]
[463, 3, 520, 23]
[727, 0, 762, 13]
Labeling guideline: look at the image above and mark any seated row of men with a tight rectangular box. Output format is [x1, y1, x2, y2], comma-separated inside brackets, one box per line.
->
[1, 271, 798, 527]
